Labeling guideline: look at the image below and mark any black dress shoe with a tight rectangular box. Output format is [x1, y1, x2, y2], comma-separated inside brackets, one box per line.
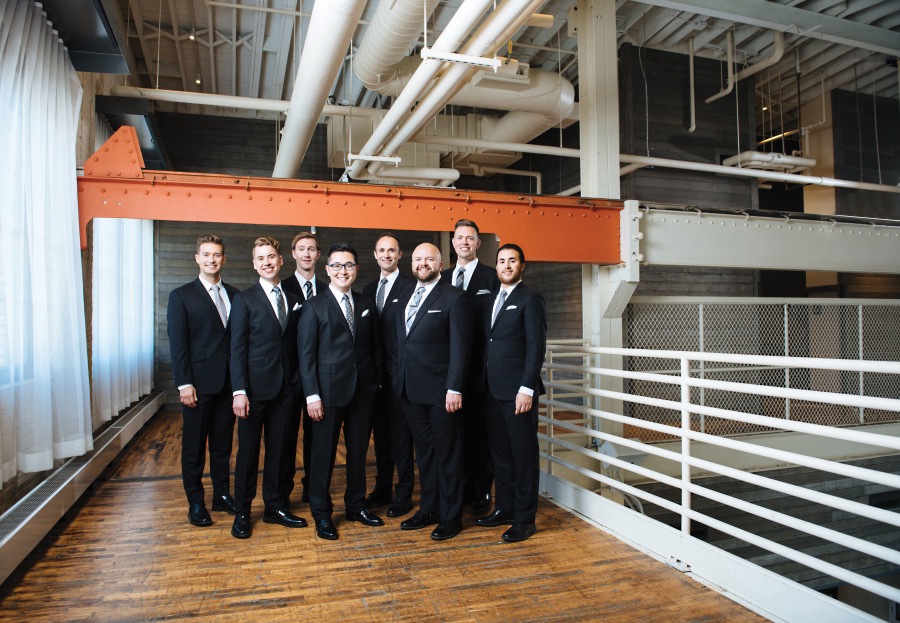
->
[386, 498, 412, 518]
[430, 519, 463, 541]
[475, 509, 514, 527]
[364, 490, 393, 508]
[231, 512, 252, 538]
[346, 509, 385, 526]
[263, 509, 308, 528]
[502, 522, 536, 543]
[470, 493, 492, 516]
[211, 493, 238, 515]
[188, 503, 213, 527]
[315, 518, 339, 540]
[399, 511, 439, 531]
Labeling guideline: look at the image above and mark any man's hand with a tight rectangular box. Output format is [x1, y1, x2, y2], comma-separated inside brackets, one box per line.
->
[514, 392, 533, 414]
[307, 399, 325, 421]
[233, 394, 250, 419]
[445, 392, 462, 413]
[179, 386, 197, 409]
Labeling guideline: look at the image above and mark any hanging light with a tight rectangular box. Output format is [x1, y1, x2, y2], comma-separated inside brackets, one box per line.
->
[189, 28, 196, 41]
[195, 72, 201, 85]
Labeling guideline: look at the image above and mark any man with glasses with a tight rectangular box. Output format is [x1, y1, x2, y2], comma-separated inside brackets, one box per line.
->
[298, 243, 384, 540]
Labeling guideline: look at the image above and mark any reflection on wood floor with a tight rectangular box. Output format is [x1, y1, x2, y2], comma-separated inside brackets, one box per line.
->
[0, 410, 766, 622]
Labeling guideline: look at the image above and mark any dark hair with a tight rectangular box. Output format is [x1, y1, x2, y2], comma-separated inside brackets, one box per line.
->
[196, 234, 224, 254]
[292, 231, 319, 251]
[327, 242, 358, 264]
[453, 219, 480, 236]
[497, 243, 525, 264]
[374, 232, 401, 250]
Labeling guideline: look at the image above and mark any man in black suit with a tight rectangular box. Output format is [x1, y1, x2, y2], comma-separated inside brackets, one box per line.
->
[280, 231, 327, 505]
[476, 244, 547, 543]
[441, 219, 500, 517]
[395, 243, 472, 541]
[229, 237, 307, 539]
[167, 234, 240, 527]
[299, 243, 385, 540]
[361, 233, 415, 517]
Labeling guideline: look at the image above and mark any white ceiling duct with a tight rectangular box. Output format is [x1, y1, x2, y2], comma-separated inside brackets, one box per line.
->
[272, 0, 368, 179]
[356, 0, 547, 179]
[354, 0, 442, 92]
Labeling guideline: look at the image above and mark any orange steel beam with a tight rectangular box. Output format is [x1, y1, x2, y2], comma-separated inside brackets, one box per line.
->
[78, 127, 622, 263]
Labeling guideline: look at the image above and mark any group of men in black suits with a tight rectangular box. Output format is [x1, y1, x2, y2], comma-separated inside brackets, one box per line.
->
[167, 221, 547, 544]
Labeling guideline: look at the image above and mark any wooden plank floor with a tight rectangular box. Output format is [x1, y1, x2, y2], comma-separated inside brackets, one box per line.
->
[0, 410, 767, 622]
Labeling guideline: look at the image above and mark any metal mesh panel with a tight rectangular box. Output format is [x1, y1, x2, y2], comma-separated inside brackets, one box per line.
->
[623, 301, 900, 442]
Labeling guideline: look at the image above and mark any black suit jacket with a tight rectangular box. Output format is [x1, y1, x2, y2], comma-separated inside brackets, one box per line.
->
[442, 260, 499, 388]
[167, 278, 240, 395]
[282, 274, 328, 301]
[362, 272, 413, 370]
[230, 282, 303, 401]
[393, 280, 472, 405]
[484, 283, 547, 401]
[298, 289, 382, 408]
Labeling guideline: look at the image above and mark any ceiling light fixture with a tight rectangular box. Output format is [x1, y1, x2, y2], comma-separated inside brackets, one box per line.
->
[195, 73, 201, 85]
[189, 29, 196, 41]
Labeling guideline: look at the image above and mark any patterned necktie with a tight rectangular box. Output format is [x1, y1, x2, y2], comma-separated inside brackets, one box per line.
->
[405, 286, 425, 333]
[376, 277, 387, 313]
[342, 293, 354, 336]
[492, 289, 508, 327]
[304, 280, 313, 300]
[455, 268, 465, 289]
[273, 286, 286, 330]
[210, 284, 227, 327]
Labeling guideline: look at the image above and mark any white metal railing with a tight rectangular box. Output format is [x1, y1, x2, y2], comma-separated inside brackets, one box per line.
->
[540, 344, 900, 621]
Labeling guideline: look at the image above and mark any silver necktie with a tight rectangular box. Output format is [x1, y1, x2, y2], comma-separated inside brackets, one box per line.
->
[273, 286, 286, 330]
[405, 286, 425, 333]
[211, 284, 227, 327]
[492, 289, 508, 327]
[376, 277, 387, 313]
[304, 280, 313, 300]
[455, 268, 465, 289]
[343, 293, 354, 336]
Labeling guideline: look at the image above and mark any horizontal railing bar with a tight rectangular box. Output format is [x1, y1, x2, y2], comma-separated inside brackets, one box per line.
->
[542, 448, 900, 604]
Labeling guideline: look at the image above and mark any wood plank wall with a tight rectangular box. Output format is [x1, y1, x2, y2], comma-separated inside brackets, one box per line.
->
[156, 222, 438, 409]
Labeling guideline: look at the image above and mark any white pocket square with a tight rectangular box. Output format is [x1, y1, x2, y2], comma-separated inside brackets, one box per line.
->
[362, 309, 370, 317]
[292, 303, 301, 310]
[477, 289, 491, 295]
[427, 309, 441, 313]
[506, 305, 517, 310]
[391, 299, 398, 303]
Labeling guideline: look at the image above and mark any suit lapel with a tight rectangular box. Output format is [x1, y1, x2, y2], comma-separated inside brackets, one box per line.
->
[491, 285, 523, 332]
[408, 282, 441, 336]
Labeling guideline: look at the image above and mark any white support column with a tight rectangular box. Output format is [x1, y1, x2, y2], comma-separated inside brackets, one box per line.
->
[576, 0, 636, 497]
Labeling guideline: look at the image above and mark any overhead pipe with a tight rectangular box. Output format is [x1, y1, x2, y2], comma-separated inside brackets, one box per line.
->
[707, 31, 784, 105]
[472, 164, 542, 194]
[363, 0, 546, 177]
[688, 37, 696, 133]
[351, 166, 461, 187]
[272, 0, 368, 179]
[347, 0, 499, 180]
[108, 86, 381, 118]
[619, 154, 900, 195]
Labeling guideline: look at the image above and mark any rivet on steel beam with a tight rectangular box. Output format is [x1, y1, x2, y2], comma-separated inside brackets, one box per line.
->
[287, 197, 292, 203]
[122, 189, 128, 194]
[306, 199, 311, 203]
[105, 171, 110, 176]
[186, 192, 192, 197]
[247, 195, 252, 200]
[100, 188, 106, 193]
[93, 156, 99, 162]
[207, 193, 212, 199]
[540, 211, 544, 215]
[234, 179, 240, 184]
[115, 171, 121, 177]
[86, 170, 92, 175]
[144, 190, 149, 195]
[269, 197, 273, 201]
[165, 191, 170, 196]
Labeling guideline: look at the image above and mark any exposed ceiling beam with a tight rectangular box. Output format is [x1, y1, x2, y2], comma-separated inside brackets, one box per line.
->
[628, 0, 900, 56]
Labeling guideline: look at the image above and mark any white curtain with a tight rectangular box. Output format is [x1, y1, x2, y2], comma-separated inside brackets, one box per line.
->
[0, 0, 93, 486]
[90, 218, 154, 426]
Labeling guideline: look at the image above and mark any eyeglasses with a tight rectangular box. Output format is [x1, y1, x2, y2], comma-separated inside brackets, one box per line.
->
[327, 262, 358, 271]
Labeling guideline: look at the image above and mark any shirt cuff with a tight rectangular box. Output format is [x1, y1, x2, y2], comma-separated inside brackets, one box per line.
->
[306, 394, 321, 404]
[177, 384, 193, 391]
[447, 389, 461, 395]
[232, 390, 247, 397]
[518, 386, 534, 397]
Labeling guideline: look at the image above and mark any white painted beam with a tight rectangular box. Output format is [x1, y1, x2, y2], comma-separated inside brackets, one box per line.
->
[628, 0, 900, 56]
[641, 209, 900, 273]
